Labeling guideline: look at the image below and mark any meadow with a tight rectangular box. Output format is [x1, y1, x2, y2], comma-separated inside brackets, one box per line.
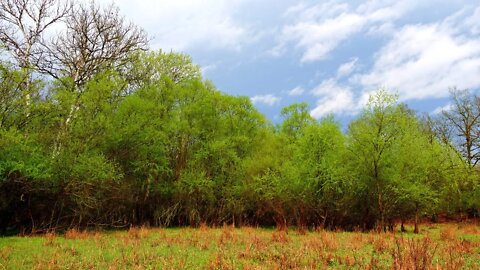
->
[0, 223, 479, 269]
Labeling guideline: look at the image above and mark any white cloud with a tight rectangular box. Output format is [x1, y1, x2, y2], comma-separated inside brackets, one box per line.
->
[288, 86, 305, 96]
[463, 6, 480, 35]
[310, 88, 356, 119]
[283, 12, 367, 62]
[367, 22, 395, 36]
[267, 44, 287, 58]
[432, 103, 453, 115]
[312, 78, 347, 97]
[336, 58, 359, 78]
[303, 6, 480, 117]
[309, 78, 359, 118]
[102, 0, 253, 52]
[251, 94, 281, 106]
[283, 2, 308, 17]
[99, 0, 480, 119]
[276, 1, 417, 62]
[355, 17, 480, 101]
[201, 64, 217, 76]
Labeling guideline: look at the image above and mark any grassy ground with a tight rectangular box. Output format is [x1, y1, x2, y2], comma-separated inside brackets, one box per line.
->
[0, 223, 479, 269]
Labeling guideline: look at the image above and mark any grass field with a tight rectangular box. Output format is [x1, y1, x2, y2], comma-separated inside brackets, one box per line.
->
[0, 223, 479, 269]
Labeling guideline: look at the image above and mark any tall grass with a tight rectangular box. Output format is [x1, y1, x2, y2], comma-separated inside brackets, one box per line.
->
[0, 223, 478, 269]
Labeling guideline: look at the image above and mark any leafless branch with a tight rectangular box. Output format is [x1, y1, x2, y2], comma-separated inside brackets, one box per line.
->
[0, 0, 71, 69]
[40, 1, 148, 88]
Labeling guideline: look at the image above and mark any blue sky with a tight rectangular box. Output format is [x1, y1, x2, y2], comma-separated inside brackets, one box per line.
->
[102, 0, 480, 123]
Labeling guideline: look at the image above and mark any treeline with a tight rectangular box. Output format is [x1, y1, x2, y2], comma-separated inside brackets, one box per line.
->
[0, 0, 479, 234]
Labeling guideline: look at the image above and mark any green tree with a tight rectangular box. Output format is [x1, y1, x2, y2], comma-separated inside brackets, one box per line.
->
[294, 117, 348, 229]
[280, 102, 315, 139]
[347, 90, 441, 232]
[127, 50, 201, 88]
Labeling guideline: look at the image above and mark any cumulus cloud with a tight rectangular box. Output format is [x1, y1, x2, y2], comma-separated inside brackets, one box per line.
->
[355, 13, 480, 101]
[284, 13, 366, 62]
[251, 94, 281, 106]
[276, 0, 417, 62]
[309, 79, 358, 118]
[99, 0, 480, 119]
[101, 0, 253, 52]
[288, 86, 305, 96]
[309, 4, 480, 119]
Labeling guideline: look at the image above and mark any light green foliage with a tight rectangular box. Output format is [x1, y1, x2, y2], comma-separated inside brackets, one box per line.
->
[128, 50, 201, 87]
[346, 90, 452, 230]
[0, 46, 478, 232]
[168, 80, 267, 225]
[295, 117, 349, 226]
[0, 63, 43, 130]
[280, 102, 316, 139]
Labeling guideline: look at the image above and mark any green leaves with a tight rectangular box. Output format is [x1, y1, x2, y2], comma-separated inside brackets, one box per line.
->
[0, 129, 50, 182]
[1, 47, 479, 232]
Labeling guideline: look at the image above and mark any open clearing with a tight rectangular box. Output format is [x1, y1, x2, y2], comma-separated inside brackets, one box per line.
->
[0, 223, 479, 269]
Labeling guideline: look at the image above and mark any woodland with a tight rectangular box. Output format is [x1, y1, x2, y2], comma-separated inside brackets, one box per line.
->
[0, 0, 479, 235]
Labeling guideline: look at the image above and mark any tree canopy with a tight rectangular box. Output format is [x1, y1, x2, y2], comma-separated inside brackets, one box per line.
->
[1, 0, 479, 234]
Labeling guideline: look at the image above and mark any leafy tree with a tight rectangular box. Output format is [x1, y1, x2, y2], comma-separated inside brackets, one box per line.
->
[0, 128, 50, 232]
[0, 63, 42, 129]
[2, 4, 480, 233]
[280, 102, 315, 139]
[347, 90, 443, 232]
[295, 117, 348, 229]
[127, 50, 201, 88]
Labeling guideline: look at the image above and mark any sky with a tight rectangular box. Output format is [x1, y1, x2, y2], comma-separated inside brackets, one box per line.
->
[100, 0, 480, 124]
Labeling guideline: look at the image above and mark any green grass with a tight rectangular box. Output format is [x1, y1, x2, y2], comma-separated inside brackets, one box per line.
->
[0, 223, 479, 269]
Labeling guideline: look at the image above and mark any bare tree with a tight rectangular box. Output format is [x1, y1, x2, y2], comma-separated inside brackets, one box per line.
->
[442, 89, 480, 167]
[0, 0, 70, 115]
[0, 0, 70, 69]
[421, 113, 455, 150]
[41, 1, 148, 89]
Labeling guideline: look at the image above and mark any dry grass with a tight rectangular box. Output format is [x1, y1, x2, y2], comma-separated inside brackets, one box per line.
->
[0, 223, 479, 269]
[459, 223, 480, 235]
[390, 237, 437, 270]
[127, 226, 150, 239]
[440, 226, 456, 241]
[64, 228, 101, 240]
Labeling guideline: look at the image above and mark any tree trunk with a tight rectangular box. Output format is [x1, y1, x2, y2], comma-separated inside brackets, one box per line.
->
[413, 208, 419, 234]
[378, 189, 385, 232]
[52, 83, 81, 157]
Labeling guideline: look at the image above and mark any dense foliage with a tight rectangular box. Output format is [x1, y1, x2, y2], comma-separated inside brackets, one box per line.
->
[0, 0, 479, 234]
